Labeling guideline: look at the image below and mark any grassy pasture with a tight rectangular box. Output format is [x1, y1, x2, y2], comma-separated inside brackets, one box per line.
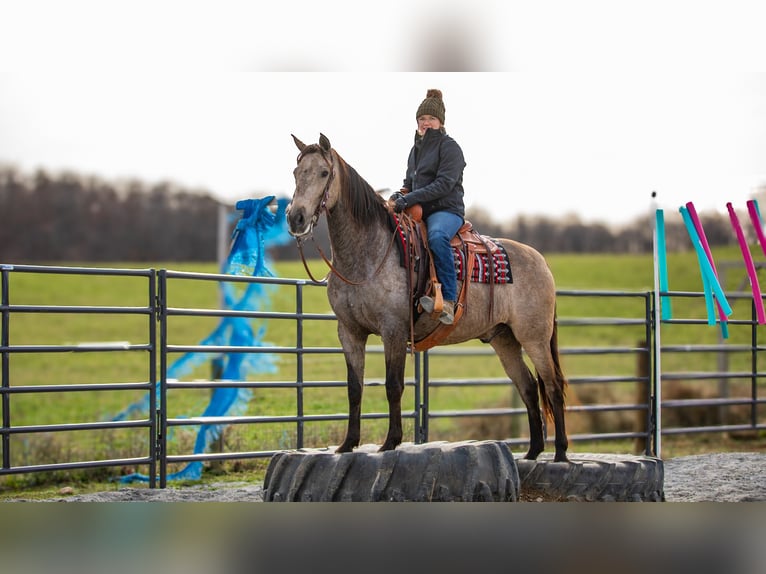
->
[2, 247, 765, 494]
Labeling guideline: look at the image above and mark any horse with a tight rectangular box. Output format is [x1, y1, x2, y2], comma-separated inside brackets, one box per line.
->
[287, 133, 569, 462]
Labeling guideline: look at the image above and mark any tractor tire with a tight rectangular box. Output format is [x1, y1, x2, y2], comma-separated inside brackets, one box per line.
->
[515, 452, 665, 502]
[263, 440, 520, 502]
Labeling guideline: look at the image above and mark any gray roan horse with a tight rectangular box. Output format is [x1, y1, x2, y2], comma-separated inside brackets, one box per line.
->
[287, 134, 569, 462]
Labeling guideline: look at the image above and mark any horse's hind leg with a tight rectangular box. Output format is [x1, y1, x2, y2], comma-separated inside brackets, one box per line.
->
[336, 326, 368, 453]
[489, 329, 546, 460]
[523, 339, 569, 462]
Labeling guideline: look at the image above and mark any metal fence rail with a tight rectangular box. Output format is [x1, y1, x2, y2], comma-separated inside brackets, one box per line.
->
[2, 264, 764, 487]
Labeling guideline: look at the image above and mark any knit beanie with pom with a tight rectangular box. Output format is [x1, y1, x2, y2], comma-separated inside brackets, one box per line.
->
[416, 89, 445, 124]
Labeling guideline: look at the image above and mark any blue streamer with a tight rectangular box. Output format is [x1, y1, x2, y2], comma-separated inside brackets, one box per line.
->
[115, 196, 292, 483]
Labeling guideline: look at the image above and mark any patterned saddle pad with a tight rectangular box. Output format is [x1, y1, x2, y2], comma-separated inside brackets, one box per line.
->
[453, 243, 513, 284]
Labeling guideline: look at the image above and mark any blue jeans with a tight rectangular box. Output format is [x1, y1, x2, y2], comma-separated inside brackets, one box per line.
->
[426, 210, 463, 302]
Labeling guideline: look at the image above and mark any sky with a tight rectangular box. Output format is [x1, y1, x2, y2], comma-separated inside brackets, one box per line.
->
[1, 1, 765, 226]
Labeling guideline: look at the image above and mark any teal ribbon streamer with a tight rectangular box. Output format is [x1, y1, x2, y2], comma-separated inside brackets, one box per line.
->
[679, 206, 732, 330]
[655, 209, 672, 321]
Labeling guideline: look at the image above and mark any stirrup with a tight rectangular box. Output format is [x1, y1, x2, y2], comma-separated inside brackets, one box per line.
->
[439, 300, 455, 325]
[419, 294, 443, 315]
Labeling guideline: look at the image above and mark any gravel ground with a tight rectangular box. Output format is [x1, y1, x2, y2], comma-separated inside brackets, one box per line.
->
[662, 452, 766, 502]
[5, 452, 765, 502]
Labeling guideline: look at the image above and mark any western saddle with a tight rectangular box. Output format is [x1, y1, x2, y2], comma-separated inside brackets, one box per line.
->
[394, 204, 504, 352]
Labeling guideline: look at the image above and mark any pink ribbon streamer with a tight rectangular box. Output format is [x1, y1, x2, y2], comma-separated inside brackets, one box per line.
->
[747, 200, 766, 258]
[728, 202, 766, 324]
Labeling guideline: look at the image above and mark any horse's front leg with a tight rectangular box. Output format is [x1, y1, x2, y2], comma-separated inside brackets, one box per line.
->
[379, 336, 408, 452]
[336, 326, 368, 453]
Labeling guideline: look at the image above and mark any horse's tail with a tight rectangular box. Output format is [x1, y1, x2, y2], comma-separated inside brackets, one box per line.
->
[537, 308, 568, 422]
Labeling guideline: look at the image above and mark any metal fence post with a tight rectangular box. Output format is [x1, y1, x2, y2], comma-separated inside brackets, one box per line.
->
[296, 281, 305, 449]
[641, 293, 654, 456]
[412, 351, 422, 444]
[157, 269, 168, 488]
[147, 269, 158, 488]
[421, 351, 430, 443]
[751, 298, 759, 428]
[651, 291, 662, 458]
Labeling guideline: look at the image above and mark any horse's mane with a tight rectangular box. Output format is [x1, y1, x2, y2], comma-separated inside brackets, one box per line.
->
[299, 143, 389, 229]
[334, 152, 390, 229]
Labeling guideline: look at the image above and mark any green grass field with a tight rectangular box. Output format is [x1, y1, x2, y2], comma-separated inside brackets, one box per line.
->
[2, 247, 765, 496]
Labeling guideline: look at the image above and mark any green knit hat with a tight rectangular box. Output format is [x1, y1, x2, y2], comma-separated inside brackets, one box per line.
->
[416, 89, 445, 124]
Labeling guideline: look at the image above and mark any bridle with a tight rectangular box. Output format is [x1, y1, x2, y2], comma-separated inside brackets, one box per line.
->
[293, 148, 399, 286]
[295, 146, 335, 239]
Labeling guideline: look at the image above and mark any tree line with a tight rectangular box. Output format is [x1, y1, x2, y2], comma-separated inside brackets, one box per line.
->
[0, 165, 741, 263]
[0, 167, 222, 262]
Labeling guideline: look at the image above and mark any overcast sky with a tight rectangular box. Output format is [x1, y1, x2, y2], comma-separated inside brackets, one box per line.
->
[2, 1, 765, 226]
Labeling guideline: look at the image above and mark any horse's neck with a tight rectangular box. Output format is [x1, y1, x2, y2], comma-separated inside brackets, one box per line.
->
[326, 207, 392, 271]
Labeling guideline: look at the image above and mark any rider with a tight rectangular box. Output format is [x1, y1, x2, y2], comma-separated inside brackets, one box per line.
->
[392, 88, 466, 325]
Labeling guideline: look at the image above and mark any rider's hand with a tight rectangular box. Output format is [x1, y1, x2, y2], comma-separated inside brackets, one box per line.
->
[393, 196, 408, 213]
[389, 191, 404, 203]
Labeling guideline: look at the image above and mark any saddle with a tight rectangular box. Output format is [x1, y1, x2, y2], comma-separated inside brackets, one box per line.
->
[394, 206, 505, 352]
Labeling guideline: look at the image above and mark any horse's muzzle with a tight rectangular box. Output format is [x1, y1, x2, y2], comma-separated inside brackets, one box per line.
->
[286, 205, 313, 238]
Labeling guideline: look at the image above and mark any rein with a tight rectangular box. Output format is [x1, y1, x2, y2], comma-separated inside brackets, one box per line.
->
[297, 221, 400, 286]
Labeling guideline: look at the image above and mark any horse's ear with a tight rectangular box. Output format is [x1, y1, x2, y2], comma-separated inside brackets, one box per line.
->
[319, 133, 331, 152]
[292, 134, 306, 152]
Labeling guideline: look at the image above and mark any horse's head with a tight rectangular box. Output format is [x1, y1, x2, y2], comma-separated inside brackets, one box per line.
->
[287, 133, 339, 238]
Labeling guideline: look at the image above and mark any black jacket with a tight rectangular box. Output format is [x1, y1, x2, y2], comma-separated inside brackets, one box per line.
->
[402, 128, 466, 220]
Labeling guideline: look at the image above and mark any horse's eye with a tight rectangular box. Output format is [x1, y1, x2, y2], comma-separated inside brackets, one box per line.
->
[321, 170, 329, 178]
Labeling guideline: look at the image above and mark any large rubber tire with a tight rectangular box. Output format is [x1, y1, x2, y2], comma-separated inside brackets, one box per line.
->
[263, 440, 520, 502]
[515, 452, 665, 502]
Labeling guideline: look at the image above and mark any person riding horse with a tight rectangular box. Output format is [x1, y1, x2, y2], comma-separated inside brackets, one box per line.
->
[391, 88, 466, 326]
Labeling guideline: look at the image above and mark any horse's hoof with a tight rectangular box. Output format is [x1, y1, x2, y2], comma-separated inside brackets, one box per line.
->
[335, 442, 357, 453]
[524, 448, 543, 460]
[378, 441, 400, 452]
[554, 453, 570, 463]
